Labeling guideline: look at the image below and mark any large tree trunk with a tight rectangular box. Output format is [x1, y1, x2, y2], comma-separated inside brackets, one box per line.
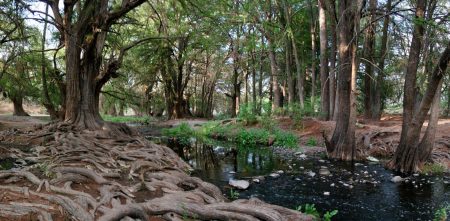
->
[318, 0, 330, 120]
[324, 0, 360, 161]
[363, 0, 377, 119]
[11, 95, 29, 116]
[388, 0, 427, 172]
[388, 40, 450, 173]
[372, 0, 392, 120]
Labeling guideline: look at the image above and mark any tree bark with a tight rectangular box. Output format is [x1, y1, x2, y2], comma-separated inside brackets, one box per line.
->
[327, 0, 337, 120]
[325, 0, 360, 161]
[11, 95, 29, 116]
[318, 0, 330, 120]
[40, 4, 58, 120]
[309, 0, 317, 110]
[388, 0, 427, 172]
[363, 0, 377, 119]
[268, 37, 281, 111]
[292, 37, 304, 109]
[372, 0, 392, 120]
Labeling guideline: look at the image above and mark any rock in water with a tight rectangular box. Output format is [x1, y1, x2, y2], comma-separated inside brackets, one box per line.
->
[269, 173, 280, 178]
[319, 168, 331, 176]
[366, 156, 380, 162]
[391, 176, 404, 183]
[307, 171, 316, 177]
[229, 179, 250, 190]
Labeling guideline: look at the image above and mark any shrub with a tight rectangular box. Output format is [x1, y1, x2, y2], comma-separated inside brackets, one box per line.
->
[238, 103, 258, 125]
[274, 129, 298, 148]
[434, 204, 449, 221]
[288, 103, 303, 129]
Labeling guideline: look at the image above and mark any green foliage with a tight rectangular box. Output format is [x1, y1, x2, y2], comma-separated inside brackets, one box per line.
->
[236, 128, 270, 147]
[102, 115, 153, 124]
[273, 129, 298, 148]
[289, 103, 303, 129]
[229, 188, 240, 200]
[323, 210, 338, 221]
[306, 137, 318, 146]
[434, 204, 449, 221]
[161, 123, 195, 145]
[296, 204, 338, 221]
[421, 163, 446, 175]
[238, 103, 258, 125]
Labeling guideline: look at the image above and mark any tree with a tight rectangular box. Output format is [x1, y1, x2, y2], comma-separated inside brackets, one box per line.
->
[362, 0, 377, 119]
[41, 0, 145, 129]
[324, 0, 362, 160]
[318, 0, 329, 120]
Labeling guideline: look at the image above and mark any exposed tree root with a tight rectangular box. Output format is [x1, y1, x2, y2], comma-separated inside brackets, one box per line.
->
[0, 123, 312, 221]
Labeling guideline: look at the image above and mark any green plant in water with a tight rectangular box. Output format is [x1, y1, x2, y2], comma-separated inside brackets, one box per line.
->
[306, 137, 318, 146]
[296, 204, 338, 221]
[434, 204, 449, 221]
[323, 210, 338, 221]
[422, 163, 445, 175]
[229, 188, 240, 200]
[161, 123, 195, 145]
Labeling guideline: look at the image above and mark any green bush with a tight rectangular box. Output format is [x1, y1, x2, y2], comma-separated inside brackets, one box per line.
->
[289, 103, 303, 129]
[238, 103, 258, 125]
[236, 128, 270, 147]
[273, 129, 298, 148]
[103, 115, 153, 124]
[434, 204, 449, 221]
[161, 123, 195, 145]
[422, 163, 446, 175]
[296, 204, 338, 221]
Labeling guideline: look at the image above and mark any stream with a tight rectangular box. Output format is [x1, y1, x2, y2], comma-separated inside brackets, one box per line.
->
[152, 136, 449, 221]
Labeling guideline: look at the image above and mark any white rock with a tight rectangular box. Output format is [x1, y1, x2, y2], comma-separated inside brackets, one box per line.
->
[276, 170, 284, 174]
[391, 176, 404, 183]
[319, 168, 331, 176]
[307, 171, 316, 177]
[299, 154, 307, 159]
[366, 156, 379, 162]
[252, 178, 260, 183]
[330, 183, 335, 187]
[269, 173, 280, 178]
[355, 163, 363, 166]
[229, 171, 236, 174]
[229, 179, 250, 190]
[324, 192, 330, 196]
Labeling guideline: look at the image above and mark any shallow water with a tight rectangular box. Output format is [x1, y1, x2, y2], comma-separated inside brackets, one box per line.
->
[165, 139, 449, 221]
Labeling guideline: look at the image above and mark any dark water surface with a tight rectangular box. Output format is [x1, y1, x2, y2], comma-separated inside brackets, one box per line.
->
[158, 138, 449, 221]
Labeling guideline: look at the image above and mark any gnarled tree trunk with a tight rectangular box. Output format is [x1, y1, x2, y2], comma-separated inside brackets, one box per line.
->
[11, 95, 29, 116]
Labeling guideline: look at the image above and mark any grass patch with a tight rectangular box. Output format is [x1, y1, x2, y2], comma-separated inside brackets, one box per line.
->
[161, 123, 195, 145]
[102, 115, 153, 124]
[163, 121, 298, 148]
[421, 163, 446, 175]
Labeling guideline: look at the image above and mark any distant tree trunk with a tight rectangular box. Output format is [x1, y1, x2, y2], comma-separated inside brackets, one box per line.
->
[372, 0, 392, 120]
[259, 37, 265, 114]
[251, 47, 257, 113]
[363, 0, 377, 119]
[327, 0, 337, 120]
[40, 4, 58, 119]
[282, 0, 295, 106]
[11, 95, 29, 116]
[318, 0, 330, 120]
[325, 0, 361, 161]
[292, 37, 304, 108]
[309, 0, 317, 110]
[268, 37, 281, 111]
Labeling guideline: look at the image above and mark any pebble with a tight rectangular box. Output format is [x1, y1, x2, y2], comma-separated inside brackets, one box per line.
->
[229, 179, 250, 190]
[269, 173, 280, 178]
[229, 171, 236, 174]
[391, 176, 404, 183]
[324, 192, 330, 196]
[307, 171, 316, 177]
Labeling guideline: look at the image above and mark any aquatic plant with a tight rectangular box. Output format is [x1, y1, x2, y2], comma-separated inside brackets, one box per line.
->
[161, 123, 195, 145]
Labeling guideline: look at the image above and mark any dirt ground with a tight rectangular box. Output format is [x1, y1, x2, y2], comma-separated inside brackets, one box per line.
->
[277, 115, 450, 169]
